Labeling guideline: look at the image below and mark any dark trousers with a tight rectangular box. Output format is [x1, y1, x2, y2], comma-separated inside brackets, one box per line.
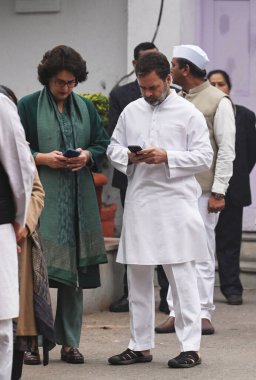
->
[11, 321, 24, 380]
[55, 284, 83, 347]
[215, 204, 243, 297]
[156, 265, 169, 301]
[11, 350, 24, 380]
[120, 188, 129, 297]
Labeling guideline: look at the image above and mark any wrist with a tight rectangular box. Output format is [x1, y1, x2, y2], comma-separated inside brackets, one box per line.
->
[211, 192, 225, 200]
[34, 152, 46, 166]
[86, 151, 94, 167]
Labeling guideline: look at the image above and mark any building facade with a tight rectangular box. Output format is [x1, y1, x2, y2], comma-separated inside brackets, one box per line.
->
[0, 0, 255, 230]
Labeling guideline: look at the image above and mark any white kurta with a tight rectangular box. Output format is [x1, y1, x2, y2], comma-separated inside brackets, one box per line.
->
[0, 94, 35, 320]
[107, 90, 213, 265]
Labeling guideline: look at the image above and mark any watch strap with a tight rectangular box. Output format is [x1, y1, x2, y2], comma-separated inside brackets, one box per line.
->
[211, 192, 225, 200]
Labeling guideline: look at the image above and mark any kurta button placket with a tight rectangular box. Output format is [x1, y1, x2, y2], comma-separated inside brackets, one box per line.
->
[149, 106, 158, 145]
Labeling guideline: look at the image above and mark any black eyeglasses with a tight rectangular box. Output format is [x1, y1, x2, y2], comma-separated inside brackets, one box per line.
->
[54, 78, 78, 88]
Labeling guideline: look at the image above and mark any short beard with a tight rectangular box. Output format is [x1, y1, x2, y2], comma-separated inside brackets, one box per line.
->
[144, 83, 169, 106]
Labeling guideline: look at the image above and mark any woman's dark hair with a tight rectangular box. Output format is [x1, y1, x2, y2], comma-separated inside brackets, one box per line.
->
[176, 58, 206, 79]
[38, 45, 88, 86]
[135, 52, 170, 81]
[207, 69, 232, 91]
[0, 85, 18, 105]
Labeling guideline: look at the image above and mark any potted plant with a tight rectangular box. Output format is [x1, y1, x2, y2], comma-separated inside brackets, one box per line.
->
[79, 93, 117, 237]
[79, 92, 109, 128]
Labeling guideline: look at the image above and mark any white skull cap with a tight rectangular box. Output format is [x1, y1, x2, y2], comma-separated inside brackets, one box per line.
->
[172, 45, 209, 70]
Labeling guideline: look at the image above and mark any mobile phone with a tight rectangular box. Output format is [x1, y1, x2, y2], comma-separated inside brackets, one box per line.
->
[128, 145, 143, 154]
[63, 148, 81, 158]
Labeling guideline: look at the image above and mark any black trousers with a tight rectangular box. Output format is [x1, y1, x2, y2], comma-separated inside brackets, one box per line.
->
[11, 350, 24, 380]
[11, 321, 24, 380]
[119, 188, 169, 299]
[120, 188, 129, 297]
[156, 265, 169, 301]
[215, 204, 243, 298]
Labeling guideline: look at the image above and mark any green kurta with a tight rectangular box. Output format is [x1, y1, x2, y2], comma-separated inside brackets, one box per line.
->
[18, 89, 109, 289]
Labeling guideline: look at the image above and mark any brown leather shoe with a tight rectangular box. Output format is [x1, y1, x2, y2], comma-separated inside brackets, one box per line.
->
[201, 318, 215, 335]
[24, 349, 41, 365]
[155, 316, 175, 334]
[61, 347, 85, 364]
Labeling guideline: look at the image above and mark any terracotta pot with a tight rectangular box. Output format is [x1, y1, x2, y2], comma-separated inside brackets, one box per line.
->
[92, 172, 108, 210]
[100, 203, 117, 237]
[92, 172, 117, 236]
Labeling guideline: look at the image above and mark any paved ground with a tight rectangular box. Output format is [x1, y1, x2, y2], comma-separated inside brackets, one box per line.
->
[22, 287, 256, 380]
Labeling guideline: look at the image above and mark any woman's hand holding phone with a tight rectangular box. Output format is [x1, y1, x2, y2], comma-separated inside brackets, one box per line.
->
[66, 148, 91, 171]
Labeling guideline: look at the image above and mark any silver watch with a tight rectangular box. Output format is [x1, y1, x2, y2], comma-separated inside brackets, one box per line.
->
[211, 192, 225, 200]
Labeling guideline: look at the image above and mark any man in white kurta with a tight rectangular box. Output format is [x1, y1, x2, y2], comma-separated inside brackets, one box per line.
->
[107, 52, 213, 368]
[0, 92, 34, 380]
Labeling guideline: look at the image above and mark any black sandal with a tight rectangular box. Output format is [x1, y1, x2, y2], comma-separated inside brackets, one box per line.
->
[108, 348, 152, 365]
[168, 351, 201, 368]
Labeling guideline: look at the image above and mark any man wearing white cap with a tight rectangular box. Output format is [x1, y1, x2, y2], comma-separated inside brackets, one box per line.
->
[155, 45, 236, 335]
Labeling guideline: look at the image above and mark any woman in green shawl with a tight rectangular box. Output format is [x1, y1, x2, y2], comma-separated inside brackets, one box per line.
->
[18, 45, 109, 364]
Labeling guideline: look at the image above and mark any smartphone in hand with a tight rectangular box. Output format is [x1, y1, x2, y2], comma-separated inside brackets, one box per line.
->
[128, 145, 142, 154]
[63, 148, 81, 158]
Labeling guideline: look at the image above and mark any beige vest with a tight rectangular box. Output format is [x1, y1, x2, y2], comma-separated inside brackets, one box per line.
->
[182, 80, 230, 192]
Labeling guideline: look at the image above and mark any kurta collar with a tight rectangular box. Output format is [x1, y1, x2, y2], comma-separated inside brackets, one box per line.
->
[159, 89, 178, 106]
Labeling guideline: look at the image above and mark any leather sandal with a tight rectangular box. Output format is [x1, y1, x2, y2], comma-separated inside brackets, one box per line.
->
[61, 347, 84, 364]
[168, 351, 201, 368]
[24, 349, 41, 365]
[108, 348, 153, 365]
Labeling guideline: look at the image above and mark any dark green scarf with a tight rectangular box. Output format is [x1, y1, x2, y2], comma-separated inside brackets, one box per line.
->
[37, 88, 107, 287]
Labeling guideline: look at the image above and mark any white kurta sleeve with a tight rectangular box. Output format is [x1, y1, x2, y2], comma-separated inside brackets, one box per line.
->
[211, 97, 236, 194]
[0, 94, 35, 226]
[167, 111, 213, 178]
[107, 113, 134, 176]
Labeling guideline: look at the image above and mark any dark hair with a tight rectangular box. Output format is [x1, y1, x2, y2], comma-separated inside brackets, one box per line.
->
[0, 85, 18, 105]
[176, 58, 206, 79]
[135, 52, 170, 81]
[207, 69, 232, 91]
[134, 42, 157, 60]
[37, 45, 88, 86]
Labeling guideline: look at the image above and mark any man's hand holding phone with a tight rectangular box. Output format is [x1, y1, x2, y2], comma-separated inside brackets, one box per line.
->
[128, 146, 167, 165]
[128, 145, 143, 164]
[128, 145, 143, 154]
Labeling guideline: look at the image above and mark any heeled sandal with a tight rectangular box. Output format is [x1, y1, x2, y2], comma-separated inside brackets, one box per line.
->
[24, 348, 41, 365]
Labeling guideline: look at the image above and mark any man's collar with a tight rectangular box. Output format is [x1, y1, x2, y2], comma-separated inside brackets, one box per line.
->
[186, 80, 210, 95]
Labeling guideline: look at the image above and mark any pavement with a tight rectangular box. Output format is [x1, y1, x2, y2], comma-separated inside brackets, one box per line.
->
[22, 286, 256, 380]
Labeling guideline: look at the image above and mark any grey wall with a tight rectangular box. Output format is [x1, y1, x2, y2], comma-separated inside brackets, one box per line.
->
[0, 0, 127, 98]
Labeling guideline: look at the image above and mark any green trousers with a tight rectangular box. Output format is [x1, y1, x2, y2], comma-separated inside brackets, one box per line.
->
[54, 284, 83, 347]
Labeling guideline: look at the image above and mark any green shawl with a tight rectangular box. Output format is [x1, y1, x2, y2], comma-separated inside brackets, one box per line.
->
[36, 89, 107, 288]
